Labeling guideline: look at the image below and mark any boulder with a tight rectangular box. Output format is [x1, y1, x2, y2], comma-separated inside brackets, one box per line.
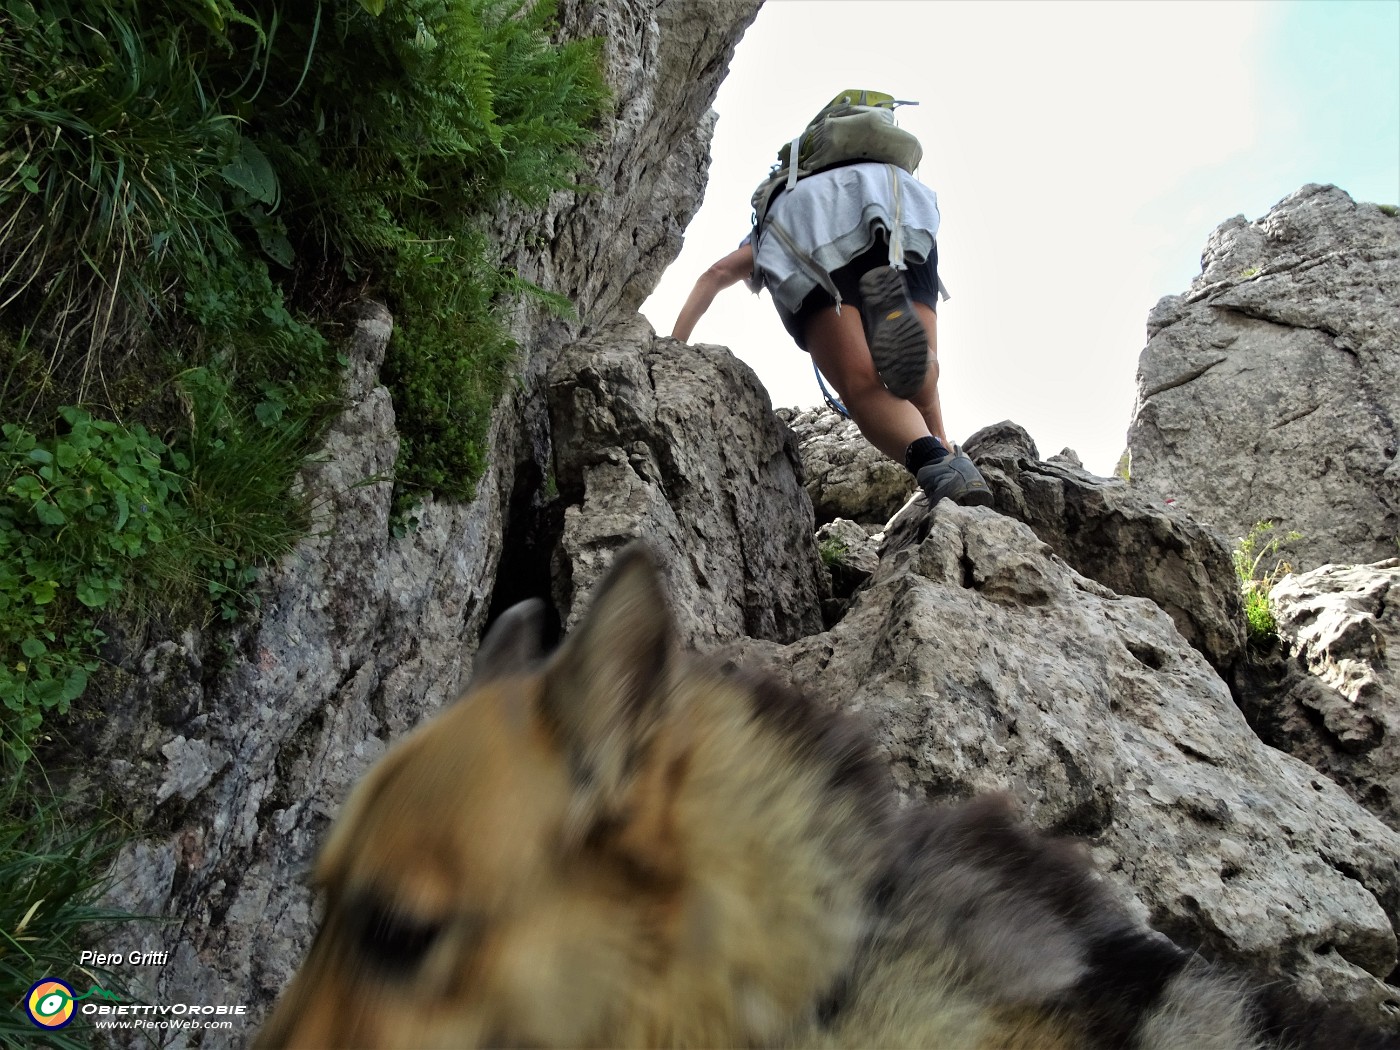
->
[815, 517, 883, 606]
[548, 327, 826, 648]
[1126, 185, 1400, 571]
[727, 502, 1400, 1031]
[967, 421, 1247, 679]
[780, 405, 916, 525]
[1237, 561, 1400, 832]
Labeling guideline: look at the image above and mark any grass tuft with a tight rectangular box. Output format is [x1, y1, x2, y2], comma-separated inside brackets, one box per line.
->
[0, 766, 145, 1049]
[1232, 521, 1302, 647]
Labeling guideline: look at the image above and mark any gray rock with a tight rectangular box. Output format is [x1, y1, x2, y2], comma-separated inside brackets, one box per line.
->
[815, 517, 883, 610]
[966, 420, 1247, 679]
[549, 326, 826, 648]
[729, 502, 1400, 1030]
[1127, 185, 1400, 571]
[93, 303, 505, 1034]
[1239, 561, 1400, 831]
[780, 405, 916, 525]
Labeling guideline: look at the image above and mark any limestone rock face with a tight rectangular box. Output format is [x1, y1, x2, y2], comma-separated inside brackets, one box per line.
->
[780, 405, 916, 525]
[1239, 561, 1400, 832]
[523, 0, 762, 326]
[92, 305, 506, 1019]
[1126, 185, 1400, 571]
[548, 327, 825, 647]
[815, 517, 883, 610]
[76, 0, 762, 1039]
[727, 504, 1400, 1030]
[966, 421, 1246, 679]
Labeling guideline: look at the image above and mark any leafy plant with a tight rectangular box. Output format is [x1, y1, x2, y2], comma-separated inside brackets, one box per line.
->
[1232, 521, 1302, 645]
[0, 410, 182, 760]
[818, 536, 850, 569]
[0, 400, 300, 761]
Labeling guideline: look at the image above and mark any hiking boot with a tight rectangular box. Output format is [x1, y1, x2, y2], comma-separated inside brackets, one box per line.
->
[859, 266, 928, 399]
[916, 446, 994, 507]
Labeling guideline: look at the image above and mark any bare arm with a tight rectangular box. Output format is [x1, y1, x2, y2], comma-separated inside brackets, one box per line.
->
[670, 243, 755, 342]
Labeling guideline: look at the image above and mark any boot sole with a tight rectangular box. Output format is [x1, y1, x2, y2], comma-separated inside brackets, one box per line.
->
[859, 267, 928, 400]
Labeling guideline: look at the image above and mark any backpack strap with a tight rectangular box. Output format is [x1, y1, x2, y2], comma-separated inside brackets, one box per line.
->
[886, 164, 906, 270]
[881, 163, 951, 301]
[786, 136, 804, 191]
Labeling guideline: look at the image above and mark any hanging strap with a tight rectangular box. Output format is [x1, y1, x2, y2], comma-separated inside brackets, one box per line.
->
[886, 163, 906, 270]
[786, 136, 804, 191]
[765, 215, 843, 311]
[813, 361, 851, 418]
[885, 163, 950, 300]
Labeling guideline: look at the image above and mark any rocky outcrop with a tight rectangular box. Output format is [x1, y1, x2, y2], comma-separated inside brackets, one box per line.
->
[96, 304, 492, 1019]
[74, 1, 763, 1042]
[814, 517, 883, 612]
[780, 406, 915, 525]
[548, 327, 825, 647]
[1237, 561, 1400, 832]
[963, 421, 1246, 678]
[1126, 185, 1400, 571]
[726, 501, 1400, 1029]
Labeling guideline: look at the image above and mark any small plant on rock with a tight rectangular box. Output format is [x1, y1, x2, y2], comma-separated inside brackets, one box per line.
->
[818, 536, 849, 569]
[1232, 521, 1302, 646]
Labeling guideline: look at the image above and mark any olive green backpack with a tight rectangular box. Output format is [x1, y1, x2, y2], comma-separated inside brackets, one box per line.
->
[750, 89, 922, 253]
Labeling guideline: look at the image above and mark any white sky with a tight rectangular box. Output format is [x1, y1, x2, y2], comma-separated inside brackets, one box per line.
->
[641, 0, 1400, 476]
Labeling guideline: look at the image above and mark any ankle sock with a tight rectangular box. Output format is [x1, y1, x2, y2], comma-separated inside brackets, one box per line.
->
[904, 436, 949, 474]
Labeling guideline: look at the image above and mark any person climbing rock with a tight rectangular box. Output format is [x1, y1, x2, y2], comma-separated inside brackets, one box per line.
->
[670, 90, 992, 509]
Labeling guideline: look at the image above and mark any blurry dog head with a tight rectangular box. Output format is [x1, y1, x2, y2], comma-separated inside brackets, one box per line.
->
[258, 546, 691, 1048]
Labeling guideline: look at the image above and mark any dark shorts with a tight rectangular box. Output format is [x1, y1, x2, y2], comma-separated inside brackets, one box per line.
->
[774, 237, 940, 351]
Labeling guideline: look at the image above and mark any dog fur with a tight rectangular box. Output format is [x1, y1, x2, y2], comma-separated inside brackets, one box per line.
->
[258, 544, 1394, 1049]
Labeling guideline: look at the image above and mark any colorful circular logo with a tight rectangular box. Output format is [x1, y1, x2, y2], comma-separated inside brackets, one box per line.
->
[25, 978, 77, 1029]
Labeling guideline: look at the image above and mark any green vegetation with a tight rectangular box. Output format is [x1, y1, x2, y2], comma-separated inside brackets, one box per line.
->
[1113, 448, 1131, 482]
[1, 0, 608, 761]
[0, 770, 142, 1050]
[1232, 521, 1301, 646]
[818, 536, 850, 569]
[1379, 204, 1399, 218]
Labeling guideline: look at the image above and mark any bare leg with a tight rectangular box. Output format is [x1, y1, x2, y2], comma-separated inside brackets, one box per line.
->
[804, 304, 933, 462]
[807, 296, 991, 505]
[907, 303, 949, 449]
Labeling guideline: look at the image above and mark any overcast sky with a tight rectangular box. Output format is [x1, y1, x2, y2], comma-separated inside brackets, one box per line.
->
[641, 0, 1400, 476]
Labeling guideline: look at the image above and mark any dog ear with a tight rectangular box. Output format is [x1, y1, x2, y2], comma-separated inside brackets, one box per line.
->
[469, 598, 546, 688]
[540, 544, 676, 813]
